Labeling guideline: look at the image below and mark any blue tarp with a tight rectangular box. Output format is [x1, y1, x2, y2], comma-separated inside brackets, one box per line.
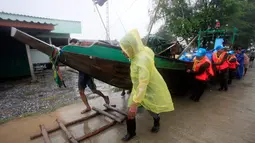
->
[179, 52, 194, 62]
[236, 52, 244, 79]
[214, 38, 224, 49]
[179, 49, 215, 62]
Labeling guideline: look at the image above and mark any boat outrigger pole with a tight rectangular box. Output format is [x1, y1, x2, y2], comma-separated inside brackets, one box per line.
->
[177, 35, 198, 59]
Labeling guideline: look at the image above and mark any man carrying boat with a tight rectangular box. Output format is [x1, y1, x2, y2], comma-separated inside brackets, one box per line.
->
[243, 49, 249, 76]
[69, 38, 110, 114]
[119, 29, 174, 141]
[212, 45, 229, 91]
[249, 49, 255, 68]
[227, 50, 239, 85]
[236, 47, 245, 79]
[187, 48, 214, 102]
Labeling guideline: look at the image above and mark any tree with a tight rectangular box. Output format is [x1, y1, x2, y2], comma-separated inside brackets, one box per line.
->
[155, 25, 176, 41]
[151, 0, 255, 47]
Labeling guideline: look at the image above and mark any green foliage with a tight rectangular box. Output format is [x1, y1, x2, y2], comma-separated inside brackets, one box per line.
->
[155, 25, 176, 41]
[145, 35, 174, 56]
[152, 0, 255, 47]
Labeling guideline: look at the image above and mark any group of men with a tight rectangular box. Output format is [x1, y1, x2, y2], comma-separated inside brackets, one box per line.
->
[187, 45, 253, 102]
[67, 35, 253, 142]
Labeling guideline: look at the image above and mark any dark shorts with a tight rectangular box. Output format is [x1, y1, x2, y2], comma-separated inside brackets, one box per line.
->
[78, 72, 96, 91]
[250, 57, 254, 61]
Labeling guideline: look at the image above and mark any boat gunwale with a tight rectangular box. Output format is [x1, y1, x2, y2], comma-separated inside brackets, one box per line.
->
[61, 50, 190, 71]
[67, 41, 192, 65]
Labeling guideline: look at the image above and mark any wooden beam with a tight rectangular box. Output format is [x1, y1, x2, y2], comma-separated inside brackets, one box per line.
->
[0, 20, 54, 30]
[104, 104, 127, 116]
[156, 42, 177, 55]
[177, 35, 198, 59]
[76, 121, 116, 142]
[39, 124, 52, 143]
[56, 119, 78, 143]
[92, 107, 122, 123]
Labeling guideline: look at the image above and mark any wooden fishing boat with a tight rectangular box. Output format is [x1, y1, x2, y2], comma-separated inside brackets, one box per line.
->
[11, 27, 193, 96]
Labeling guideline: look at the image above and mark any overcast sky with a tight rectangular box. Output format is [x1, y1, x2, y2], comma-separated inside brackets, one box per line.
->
[0, 0, 162, 40]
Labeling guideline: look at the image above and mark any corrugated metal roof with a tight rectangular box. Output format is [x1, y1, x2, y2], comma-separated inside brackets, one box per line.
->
[0, 12, 56, 25]
[0, 12, 82, 34]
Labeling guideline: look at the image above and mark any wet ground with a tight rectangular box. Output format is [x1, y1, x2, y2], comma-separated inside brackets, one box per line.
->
[0, 67, 116, 122]
[0, 67, 255, 143]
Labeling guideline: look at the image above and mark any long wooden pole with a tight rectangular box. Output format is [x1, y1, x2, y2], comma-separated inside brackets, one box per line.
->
[103, 104, 127, 116]
[156, 42, 177, 55]
[56, 119, 78, 143]
[39, 124, 52, 143]
[92, 107, 122, 123]
[76, 121, 116, 142]
[177, 35, 198, 59]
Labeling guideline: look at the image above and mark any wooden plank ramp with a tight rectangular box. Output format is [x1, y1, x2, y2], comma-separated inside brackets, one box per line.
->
[92, 107, 123, 123]
[31, 105, 127, 143]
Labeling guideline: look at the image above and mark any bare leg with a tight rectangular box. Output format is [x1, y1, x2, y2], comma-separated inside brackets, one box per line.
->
[92, 89, 110, 104]
[79, 90, 92, 114]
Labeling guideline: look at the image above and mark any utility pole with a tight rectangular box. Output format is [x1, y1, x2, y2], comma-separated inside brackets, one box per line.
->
[105, 0, 110, 41]
[92, 0, 111, 42]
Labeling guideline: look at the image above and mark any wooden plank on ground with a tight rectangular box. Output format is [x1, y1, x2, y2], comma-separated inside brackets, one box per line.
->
[104, 104, 127, 116]
[40, 124, 52, 143]
[56, 119, 78, 143]
[92, 107, 122, 123]
[31, 109, 107, 140]
[76, 121, 116, 142]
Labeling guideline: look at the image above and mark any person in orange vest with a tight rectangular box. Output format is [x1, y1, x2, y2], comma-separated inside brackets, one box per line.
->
[187, 48, 214, 102]
[227, 50, 239, 85]
[212, 45, 229, 91]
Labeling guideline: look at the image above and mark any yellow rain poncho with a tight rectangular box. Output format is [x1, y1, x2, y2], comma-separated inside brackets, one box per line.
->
[120, 29, 174, 114]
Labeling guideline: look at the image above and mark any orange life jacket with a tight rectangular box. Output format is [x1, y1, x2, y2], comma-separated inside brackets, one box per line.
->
[227, 55, 239, 69]
[212, 51, 229, 70]
[193, 56, 214, 81]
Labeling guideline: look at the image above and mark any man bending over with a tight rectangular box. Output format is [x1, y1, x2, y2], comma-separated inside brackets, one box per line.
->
[69, 38, 110, 114]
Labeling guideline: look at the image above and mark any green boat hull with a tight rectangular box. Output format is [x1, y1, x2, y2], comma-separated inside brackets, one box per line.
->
[11, 27, 193, 96]
[61, 43, 193, 95]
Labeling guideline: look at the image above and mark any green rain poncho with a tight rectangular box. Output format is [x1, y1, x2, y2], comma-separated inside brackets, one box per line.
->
[120, 29, 174, 114]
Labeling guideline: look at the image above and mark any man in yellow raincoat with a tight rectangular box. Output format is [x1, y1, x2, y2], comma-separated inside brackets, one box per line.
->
[120, 29, 174, 141]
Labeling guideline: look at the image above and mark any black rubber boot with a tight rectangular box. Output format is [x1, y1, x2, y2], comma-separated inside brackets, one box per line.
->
[122, 119, 136, 142]
[151, 117, 160, 133]
[121, 90, 125, 96]
[189, 95, 195, 101]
